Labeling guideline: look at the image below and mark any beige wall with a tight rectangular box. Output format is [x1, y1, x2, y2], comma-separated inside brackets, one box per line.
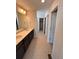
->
[25, 10, 36, 29]
[17, 10, 36, 30]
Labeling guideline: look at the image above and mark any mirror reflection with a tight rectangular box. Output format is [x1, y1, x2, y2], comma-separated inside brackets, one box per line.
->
[16, 8, 28, 33]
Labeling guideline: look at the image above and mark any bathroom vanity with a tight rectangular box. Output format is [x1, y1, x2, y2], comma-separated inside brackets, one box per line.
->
[16, 29, 34, 59]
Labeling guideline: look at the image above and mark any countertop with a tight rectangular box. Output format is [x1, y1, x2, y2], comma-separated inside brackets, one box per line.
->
[16, 28, 34, 45]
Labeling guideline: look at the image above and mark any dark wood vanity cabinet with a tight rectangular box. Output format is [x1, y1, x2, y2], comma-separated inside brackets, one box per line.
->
[16, 30, 34, 59]
[16, 41, 25, 59]
[23, 35, 29, 52]
[23, 30, 34, 52]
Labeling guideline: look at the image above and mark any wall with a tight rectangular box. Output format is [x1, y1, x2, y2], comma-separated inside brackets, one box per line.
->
[45, 15, 49, 36]
[45, 0, 63, 59]
[52, 0, 63, 59]
[45, 0, 58, 43]
[25, 10, 36, 30]
[37, 11, 45, 18]
[36, 10, 46, 32]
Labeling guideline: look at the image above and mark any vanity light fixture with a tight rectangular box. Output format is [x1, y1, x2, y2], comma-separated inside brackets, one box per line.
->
[18, 7, 26, 15]
[41, 0, 45, 3]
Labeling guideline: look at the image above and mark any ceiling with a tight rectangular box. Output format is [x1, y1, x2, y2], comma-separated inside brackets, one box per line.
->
[16, 0, 54, 11]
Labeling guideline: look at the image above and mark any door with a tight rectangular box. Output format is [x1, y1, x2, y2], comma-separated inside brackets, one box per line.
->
[39, 18, 43, 31]
[49, 9, 57, 43]
[44, 18, 46, 34]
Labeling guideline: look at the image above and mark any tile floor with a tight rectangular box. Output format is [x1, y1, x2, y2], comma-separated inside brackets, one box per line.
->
[23, 32, 52, 59]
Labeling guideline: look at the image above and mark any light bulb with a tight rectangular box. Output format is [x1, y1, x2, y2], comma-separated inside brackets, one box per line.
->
[23, 11, 26, 14]
[41, 0, 45, 3]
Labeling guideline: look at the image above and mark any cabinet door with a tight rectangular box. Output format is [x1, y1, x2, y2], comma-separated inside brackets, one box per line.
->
[23, 36, 29, 52]
[16, 41, 25, 59]
[23, 30, 34, 52]
[28, 30, 34, 44]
